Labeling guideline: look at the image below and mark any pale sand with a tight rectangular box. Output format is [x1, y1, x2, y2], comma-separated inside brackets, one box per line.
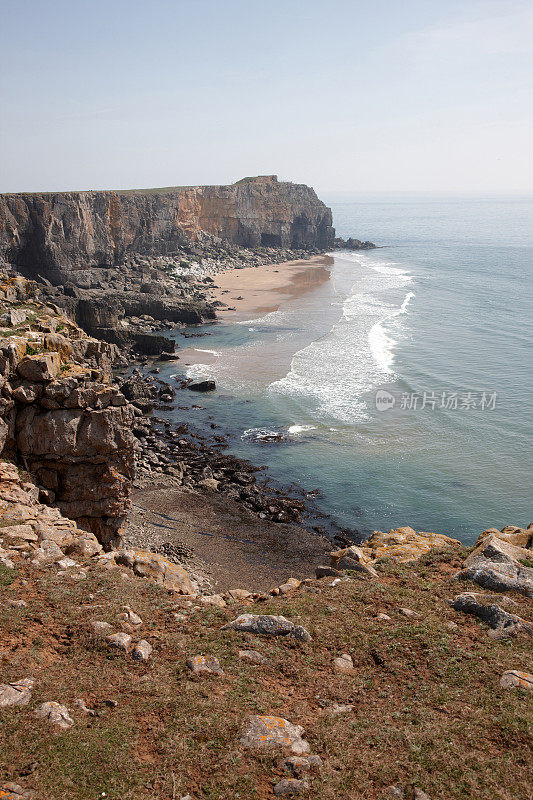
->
[207, 254, 333, 320]
[178, 254, 333, 366]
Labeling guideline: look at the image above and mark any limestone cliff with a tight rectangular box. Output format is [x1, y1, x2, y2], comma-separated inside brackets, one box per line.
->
[0, 270, 135, 548]
[0, 176, 334, 274]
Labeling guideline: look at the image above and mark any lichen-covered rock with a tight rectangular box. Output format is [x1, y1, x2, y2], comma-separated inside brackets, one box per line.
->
[113, 549, 196, 594]
[132, 640, 153, 662]
[223, 614, 311, 642]
[186, 655, 224, 676]
[329, 545, 379, 576]
[0, 678, 34, 708]
[454, 529, 533, 596]
[239, 715, 310, 755]
[363, 527, 461, 563]
[500, 670, 533, 689]
[34, 701, 74, 729]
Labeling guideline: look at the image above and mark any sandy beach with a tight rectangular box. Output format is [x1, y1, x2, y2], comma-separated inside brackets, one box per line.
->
[207, 253, 333, 320]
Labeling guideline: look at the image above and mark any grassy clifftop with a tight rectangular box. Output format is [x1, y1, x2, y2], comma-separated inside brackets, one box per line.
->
[1, 541, 531, 800]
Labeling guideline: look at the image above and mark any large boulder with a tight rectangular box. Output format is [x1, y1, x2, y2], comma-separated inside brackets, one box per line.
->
[363, 527, 461, 562]
[454, 527, 533, 597]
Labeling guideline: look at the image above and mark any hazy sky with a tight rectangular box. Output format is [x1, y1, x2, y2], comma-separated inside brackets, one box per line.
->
[1, 0, 532, 194]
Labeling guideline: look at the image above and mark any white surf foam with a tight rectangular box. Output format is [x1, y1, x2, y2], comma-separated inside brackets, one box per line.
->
[193, 348, 220, 355]
[287, 424, 316, 435]
[268, 263, 416, 423]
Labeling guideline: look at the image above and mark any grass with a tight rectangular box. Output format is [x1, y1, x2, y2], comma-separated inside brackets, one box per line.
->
[0, 549, 531, 799]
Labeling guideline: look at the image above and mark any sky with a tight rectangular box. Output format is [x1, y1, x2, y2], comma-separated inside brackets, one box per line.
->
[0, 0, 532, 194]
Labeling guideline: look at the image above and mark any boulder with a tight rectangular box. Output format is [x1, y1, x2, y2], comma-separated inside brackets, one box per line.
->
[451, 592, 531, 635]
[132, 640, 153, 662]
[454, 532, 533, 596]
[188, 381, 216, 392]
[363, 527, 461, 562]
[17, 353, 60, 382]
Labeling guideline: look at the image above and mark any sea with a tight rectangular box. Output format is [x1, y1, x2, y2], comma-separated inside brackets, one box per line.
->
[161, 195, 533, 545]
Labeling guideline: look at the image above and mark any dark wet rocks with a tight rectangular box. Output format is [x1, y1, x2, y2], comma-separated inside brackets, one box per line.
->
[333, 237, 376, 250]
[223, 614, 312, 642]
[188, 380, 216, 392]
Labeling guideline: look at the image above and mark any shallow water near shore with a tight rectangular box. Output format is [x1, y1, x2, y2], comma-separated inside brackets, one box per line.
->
[162, 195, 533, 544]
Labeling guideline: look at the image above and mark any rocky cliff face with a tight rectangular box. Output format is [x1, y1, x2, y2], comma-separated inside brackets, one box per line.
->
[0, 176, 334, 274]
[0, 271, 135, 548]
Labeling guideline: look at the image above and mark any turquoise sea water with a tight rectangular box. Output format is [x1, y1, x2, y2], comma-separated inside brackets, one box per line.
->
[163, 196, 533, 544]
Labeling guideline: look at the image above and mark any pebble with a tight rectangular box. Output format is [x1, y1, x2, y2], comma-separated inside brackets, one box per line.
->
[398, 607, 418, 618]
[333, 653, 354, 673]
[91, 621, 113, 635]
[274, 778, 309, 795]
[377, 612, 392, 622]
[238, 649, 271, 666]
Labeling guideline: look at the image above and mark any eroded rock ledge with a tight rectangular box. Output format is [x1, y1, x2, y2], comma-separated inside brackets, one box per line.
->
[0, 270, 134, 547]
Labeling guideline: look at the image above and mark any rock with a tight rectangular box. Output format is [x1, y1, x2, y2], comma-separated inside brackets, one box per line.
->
[106, 632, 132, 651]
[5, 599, 27, 608]
[333, 653, 354, 673]
[364, 527, 461, 563]
[315, 565, 342, 578]
[9, 308, 27, 326]
[281, 755, 322, 774]
[119, 607, 143, 626]
[500, 670, 533, 689]
[454, 530, 533, 596]
[132, 640, 153, 662]
[74, 698, 95, 716]
[2, 524, 38, 542]
[0, 677, 34, 708]
[451, 592, 531, 635]
[385, 788, 404, 799]
[223, 614, 311, 642]
[198, 477, 219, 490]
[57, 557, 78, 569]
[239, 715, 310, 755]
[329, 545, 378, 577]
[186, 655, 224, 676]
[274, 778, 309, 795]
[239, 649, 271, 666]
[0, 782, 26, 800]
[276, 577, 302, 595]
[91, 620, 113, 635]
[116, 549, 196, 594]
[35, 701, 74, 729]
[188, 380, 216, 392]
[377, 613, 392, 622]
[200, 594, 227, 608]
[226, 588, 254, 604]
[398, 607, 418, 618]
[414, 790, 432, 800]
[17, 353, 60, 382]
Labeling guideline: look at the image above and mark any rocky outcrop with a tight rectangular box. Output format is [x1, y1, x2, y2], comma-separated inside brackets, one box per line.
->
[454, 525, 533, 597]
[0, 176, 334, 273]
[0, 271, 135, 547]
[333, 237, 376, 250]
